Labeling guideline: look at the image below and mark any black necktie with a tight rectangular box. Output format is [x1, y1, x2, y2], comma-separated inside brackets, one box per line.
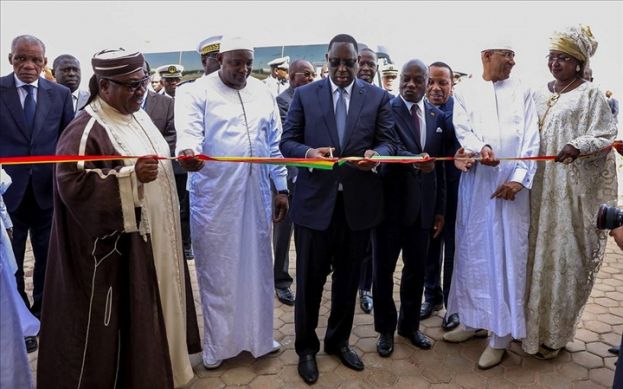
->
[22, 84, 36, 134]
[410, 104, 421, 145]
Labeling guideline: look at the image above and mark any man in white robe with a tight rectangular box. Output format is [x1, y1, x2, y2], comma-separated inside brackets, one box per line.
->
[443, 42, 540, 369]
[175, 36, 289, 369]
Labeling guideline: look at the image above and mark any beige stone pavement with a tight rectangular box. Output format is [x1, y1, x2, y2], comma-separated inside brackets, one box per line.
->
[24, 238, 623, 388]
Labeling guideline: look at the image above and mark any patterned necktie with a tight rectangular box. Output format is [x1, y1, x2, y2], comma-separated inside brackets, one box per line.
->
[22, 84, 36, 134]
[410, 104, 421, 146]
[335, 88, 347, 147]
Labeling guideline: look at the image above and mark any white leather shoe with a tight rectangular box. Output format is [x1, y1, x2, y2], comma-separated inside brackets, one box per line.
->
[270, 340, 281, 354]
[442, 327, 488, 343]
[477, 346, 505, 369]
[203, 358, 223, 370]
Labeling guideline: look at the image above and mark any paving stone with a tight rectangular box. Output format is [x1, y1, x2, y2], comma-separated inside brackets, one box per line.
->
[537, 371, 575, 389]
[574, 328, 600, 343]
[583, 320, 612, 334]
[504, 367, 536, 385]
[220, 366, 255, 385]
[572, 379, 607, 389]
[555, 362, 589, 381]
[604, 356, 617, 371]
[586, 341, 615, 357]
[394, 376, 431, 389]
[589, 367, 615, 387]
[191, 377, 225, 389]
[572, 351, 604, 369]
[485, 376, 516, 389]
[452, 372, 488, 388]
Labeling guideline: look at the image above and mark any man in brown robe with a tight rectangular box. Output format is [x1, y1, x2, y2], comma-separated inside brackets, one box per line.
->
[37, 49, 200, 389]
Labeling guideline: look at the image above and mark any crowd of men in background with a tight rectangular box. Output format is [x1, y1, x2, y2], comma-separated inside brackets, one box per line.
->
[0, 28, 620, 388]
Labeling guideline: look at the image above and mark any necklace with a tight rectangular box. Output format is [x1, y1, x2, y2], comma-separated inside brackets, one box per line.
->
[548, 78, 578, 107]
[539, 78, 578, 130]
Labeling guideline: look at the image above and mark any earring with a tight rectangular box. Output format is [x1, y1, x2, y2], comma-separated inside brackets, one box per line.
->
[576, 65, 581, 72]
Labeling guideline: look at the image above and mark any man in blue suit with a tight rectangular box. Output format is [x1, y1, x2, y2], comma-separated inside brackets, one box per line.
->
[280, 33, 396, 384]
[373, 59, 447, 357]
[421, 62, 462, 331]
[0, 35, 74, 318]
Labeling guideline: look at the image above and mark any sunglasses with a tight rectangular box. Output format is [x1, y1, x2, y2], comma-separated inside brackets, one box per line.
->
[328, 58, 357, 68]
[105, 76, 150, 92]
[294, 71, 317, 78]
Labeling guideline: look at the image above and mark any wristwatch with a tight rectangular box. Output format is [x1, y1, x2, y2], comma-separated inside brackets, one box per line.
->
[277, 189, 290, 196]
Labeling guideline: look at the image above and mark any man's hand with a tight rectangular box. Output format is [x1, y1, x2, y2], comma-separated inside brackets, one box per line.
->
[273, 193, 289, 223]
[454, 147, 476, 172]
[480, 145, 500, 166]
[135, 156, 159, 183]
[178, 149, 205, 172]
[306, 147, 335, 159]
[610, 226, 623, 251]
[432, 215, 445, 239]
[415, 152, 435, 173]
[355, 149, 379, 171]
[491, 181, 524, 201]
[555, 144, 580, 165]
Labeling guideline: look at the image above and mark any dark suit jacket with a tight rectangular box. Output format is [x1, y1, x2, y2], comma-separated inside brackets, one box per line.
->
[381, 97, 447, 228]
[143, 91, 183, 174]
[280, 78, 396, 231]
[276, 87, 297, 181]
[435, 96, 461, 183]
[0, 74, 74, 212]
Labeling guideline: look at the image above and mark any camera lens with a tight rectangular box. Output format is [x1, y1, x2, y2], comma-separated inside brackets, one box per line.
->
[596, 204, 623, 230]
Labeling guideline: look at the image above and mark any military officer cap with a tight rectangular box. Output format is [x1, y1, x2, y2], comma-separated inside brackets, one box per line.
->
[156, 64, 184, 78]
[381, 64, 398, 77]
[267, 56, 290, 70]
[197, 35, 222, 55]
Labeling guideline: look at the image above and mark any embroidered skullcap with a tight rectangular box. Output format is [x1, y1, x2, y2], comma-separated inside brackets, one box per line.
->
[197, 35, 222, 55]
[219, 36, 254, 53]
[91, 48, 144, 77]
[481, 37, 514, 52]
[549, 24, 598, 63]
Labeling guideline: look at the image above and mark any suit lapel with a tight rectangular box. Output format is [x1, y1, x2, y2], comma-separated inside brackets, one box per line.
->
[1, 74, 31, 140]
[342, 80, 366, 152]
[31, 79, 52, 141]
[424, 102, 438, 152]
[316, 79, 340, 153]
[145, 92, 155, 116]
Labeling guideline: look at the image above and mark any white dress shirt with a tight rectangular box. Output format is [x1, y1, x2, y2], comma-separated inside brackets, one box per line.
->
[14, 75, 38, 107]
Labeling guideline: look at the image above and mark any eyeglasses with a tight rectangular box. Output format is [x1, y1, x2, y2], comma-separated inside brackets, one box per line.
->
[492, 50, 515, 59]
[105, 76, 150, 92]
[546, 54, 574, 63]
[328, 58, 357, 68]
[294, 71, 317, 78]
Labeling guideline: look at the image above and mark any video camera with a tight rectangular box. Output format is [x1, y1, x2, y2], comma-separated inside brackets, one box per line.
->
[596, 204, 623, 230]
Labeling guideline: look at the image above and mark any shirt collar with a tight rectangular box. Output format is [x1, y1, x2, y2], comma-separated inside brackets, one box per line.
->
[329, 77, 354, 96]
[400, 95, 424, 113]
[14, 74, 39, 89]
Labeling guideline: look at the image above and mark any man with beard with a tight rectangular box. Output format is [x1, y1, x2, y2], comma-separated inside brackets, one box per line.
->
[421, 61, 461, 331]
[175, 35, 288, 370]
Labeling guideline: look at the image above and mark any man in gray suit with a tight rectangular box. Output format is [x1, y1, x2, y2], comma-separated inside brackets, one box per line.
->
[273, 59, 315, 306]
[52, 54, 89, 112]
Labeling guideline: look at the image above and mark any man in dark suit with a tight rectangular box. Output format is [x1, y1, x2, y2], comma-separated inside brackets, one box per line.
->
[421, 62, 461, 332]
[273, 59, 316, 306]
[280, 34, 396, 384]
[373, 59, 447, 358]
[52, 54, 90, 112]
[0, 35, 74, 318]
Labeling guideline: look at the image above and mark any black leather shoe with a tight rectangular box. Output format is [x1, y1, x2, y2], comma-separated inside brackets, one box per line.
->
[276, 287, 295, 306]
[183, 248, 194, 261]
[359, 290, 373, 314]
[398, 330, 433, 349]
[420, 301, 443, 320]
[609, 345, 620, 355]
[25, 336, 38, 353]
[298, 354, 318, 384]
[442, 313, 460, 331]
[326, 346, 364, 371]
[377, 333, 394, 357]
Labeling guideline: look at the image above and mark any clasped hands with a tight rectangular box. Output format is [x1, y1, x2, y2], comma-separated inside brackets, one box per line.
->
[307, 147, 379, 171]
[453, 146, 523, 201]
